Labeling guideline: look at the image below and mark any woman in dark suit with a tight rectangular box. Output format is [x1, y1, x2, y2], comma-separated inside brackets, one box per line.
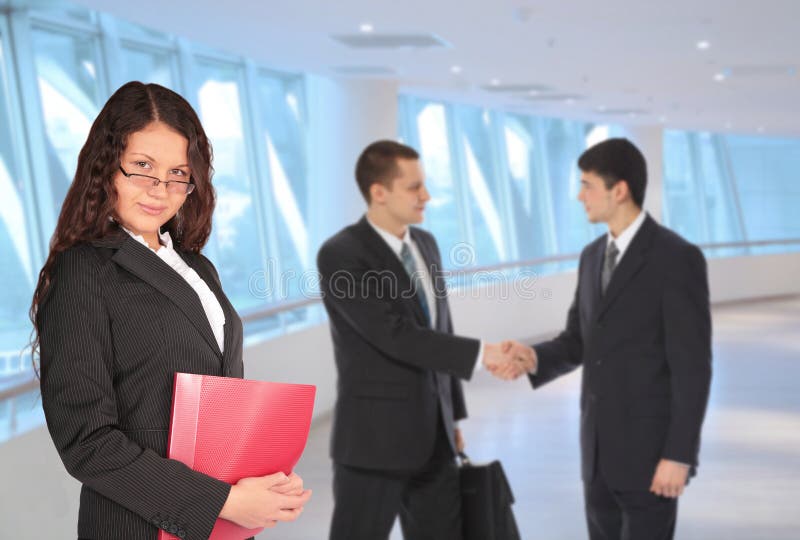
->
[30, 82, 311, 539]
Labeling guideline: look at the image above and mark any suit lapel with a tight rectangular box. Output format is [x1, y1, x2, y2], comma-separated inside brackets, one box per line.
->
[586, 238, 605, 317]
[179, 251, 238, 370]
[596, 216, 657, 319]
[108, 234, 223, 360]
[354, 217, 429, 326]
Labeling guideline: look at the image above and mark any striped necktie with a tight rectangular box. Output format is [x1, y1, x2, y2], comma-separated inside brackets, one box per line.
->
[400, 242, 431, 326]
[601, 240, 619, 295]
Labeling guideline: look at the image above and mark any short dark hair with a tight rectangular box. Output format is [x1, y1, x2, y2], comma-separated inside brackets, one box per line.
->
[355, 140, 420, 202]
[577, 138, 647, 208]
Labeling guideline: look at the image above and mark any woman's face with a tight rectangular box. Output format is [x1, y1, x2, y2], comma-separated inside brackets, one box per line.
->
[114, 121, 191, 248]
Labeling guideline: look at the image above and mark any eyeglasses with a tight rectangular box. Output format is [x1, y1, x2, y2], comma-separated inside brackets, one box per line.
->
[119, 165, 196, 195]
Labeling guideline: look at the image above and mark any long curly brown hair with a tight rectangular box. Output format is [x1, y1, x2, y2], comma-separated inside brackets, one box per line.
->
[29, 81, 216, 371]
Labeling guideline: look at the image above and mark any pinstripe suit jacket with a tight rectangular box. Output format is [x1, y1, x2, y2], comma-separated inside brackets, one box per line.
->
[38, 230, 244, 540]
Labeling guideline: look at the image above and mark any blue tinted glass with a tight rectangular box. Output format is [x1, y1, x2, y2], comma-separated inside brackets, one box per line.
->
[0, 32, 37, 387]
[725, 135, 800, 240]
[412, 101, 464, 267]
[120, 45, 175, 88]
[30, 27, 102, 226]
[455, 105, 507, 265]
[254, 72, 310, 301]
[195, 59, 267, 312]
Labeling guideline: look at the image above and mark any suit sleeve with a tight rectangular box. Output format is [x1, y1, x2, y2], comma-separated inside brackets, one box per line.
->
[38, 248, 230, 539]
[450, 378, 468, 421]
[660, 244, 712, 465]
[317, 240, 480, 381]
[529, 254, 585, 388]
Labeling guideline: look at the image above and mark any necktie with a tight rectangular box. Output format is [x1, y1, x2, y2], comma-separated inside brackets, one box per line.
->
[601, 241, 619, 295]
[400, 242, 431, 326]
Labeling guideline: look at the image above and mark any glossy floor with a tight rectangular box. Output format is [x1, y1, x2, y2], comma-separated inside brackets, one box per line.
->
[272, 296, 800, 539]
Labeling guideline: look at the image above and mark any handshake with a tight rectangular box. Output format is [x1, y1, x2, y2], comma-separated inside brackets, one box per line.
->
[482, 341, 537, 381]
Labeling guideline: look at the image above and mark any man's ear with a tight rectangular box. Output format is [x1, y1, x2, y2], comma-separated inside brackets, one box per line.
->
[614, 180, 631, 204]
[370, 182, 385, 204]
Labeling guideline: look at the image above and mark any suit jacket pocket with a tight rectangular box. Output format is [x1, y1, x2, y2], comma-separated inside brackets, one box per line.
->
[118, 281, 161, 298]
[354, 381, 410, 401]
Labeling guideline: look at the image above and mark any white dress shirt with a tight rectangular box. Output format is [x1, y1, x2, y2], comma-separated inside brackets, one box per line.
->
[607, 210, 647, 262]
[124, 228, 226, 353]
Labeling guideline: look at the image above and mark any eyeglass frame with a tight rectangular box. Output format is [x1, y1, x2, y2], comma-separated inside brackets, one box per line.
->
[118, 165, 196, 195]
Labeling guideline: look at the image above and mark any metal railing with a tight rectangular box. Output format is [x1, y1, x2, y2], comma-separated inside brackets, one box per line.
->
[2, 236, 798, 436]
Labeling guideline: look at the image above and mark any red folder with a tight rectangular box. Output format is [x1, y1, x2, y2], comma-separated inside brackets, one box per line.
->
[159, 373, 316, 540]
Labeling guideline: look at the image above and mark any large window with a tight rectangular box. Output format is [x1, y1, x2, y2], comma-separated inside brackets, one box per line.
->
[401, 98, 464, 262]
[726, 135, 800, 241]
[195, 59, 268, 312]
[0, 1, 312, 442]
[399, 95, 617, 271]
[30, 23, 103, 225]
[0, 22, 37, 383]
[663, 130, 800, 255]
[252, 71, 310, 302]
[119, 44, 176, 88]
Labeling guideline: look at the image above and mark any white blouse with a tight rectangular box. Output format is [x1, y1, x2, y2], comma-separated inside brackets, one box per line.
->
[124, 228, 226, 353]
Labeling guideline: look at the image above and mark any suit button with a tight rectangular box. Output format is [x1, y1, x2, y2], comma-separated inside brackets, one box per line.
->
[169, 525, 178, 534]
[595, 359, 602, 365]
[161, 521, 170, 529]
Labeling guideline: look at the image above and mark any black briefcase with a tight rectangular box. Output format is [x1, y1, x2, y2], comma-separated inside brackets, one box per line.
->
[458, 452, 521, 540]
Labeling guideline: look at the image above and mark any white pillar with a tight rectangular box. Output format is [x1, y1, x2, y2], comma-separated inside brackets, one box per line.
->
[625, 125, 664, 223]
[305, 76, 399, 248]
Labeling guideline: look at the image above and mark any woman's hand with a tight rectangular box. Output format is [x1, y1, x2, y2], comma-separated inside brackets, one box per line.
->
[219, 472, 312, 529]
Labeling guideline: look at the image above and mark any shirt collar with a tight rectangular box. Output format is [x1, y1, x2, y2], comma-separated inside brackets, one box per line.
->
[122, 226, 173, 253]
[607, 210, 646, 258]
[366, 216, 411, 256]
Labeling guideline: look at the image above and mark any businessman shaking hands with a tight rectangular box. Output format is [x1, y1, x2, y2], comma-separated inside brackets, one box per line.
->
[519, 138, 712, 540]
[318, 140, 532, 540]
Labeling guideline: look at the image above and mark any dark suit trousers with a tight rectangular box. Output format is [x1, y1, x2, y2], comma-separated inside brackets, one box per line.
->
[584, 469, 677, 540]
[330, 417, 461, 540]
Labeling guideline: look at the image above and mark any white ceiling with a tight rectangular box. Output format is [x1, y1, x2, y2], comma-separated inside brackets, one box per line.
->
[77, 0, 800, 136]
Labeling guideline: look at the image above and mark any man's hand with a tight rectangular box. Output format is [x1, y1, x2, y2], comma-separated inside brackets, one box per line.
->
[483, 343, 522, 380]
[502, 340, 537, 374]
[454, 428, 465, 454]
[650, 459, 690, 498]
[483, 341, 535, 380]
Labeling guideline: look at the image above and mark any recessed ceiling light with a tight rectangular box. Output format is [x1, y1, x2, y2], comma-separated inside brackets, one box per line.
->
[565, 98, 575, 105]
[597, 105, 607, 112]
[450, 65, 462, 74]
[757, 126, 766, 133]
[359, 23, 374, 33]
[697, 40, 711, 50]
[658, 115, 668, 123]
[725, 121, 733, 129]
[528, 89, 539, 96]
[713, 72, 726, 82]
[490, 78, 501, 86]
